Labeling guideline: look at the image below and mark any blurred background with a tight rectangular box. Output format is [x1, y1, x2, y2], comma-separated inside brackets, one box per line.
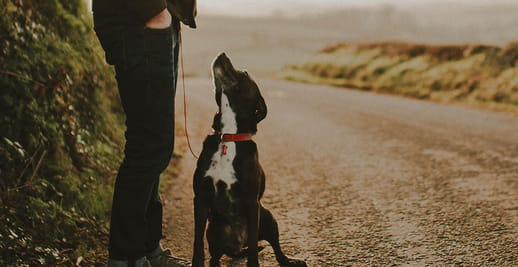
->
[85, 0, 518, 75]
[182, 0, 518, 75]
[170, 0, 518, 110]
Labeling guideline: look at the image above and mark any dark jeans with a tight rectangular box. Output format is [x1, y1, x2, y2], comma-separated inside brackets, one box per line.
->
[97, 18, 180, 261]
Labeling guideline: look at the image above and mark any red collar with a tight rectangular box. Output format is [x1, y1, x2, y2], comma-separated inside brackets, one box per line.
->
[216, 133, 253, 155]
[221, 133, 254, 142]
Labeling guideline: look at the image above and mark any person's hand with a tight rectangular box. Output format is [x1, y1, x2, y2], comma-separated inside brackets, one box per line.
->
[145, 8, 172, 29]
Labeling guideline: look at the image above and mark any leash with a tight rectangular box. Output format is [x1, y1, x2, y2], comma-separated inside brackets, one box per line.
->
[179, 25, 200, 159]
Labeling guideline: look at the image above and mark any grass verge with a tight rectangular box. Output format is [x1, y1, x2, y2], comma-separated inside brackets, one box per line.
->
[282, 41, 518, 114]
[1, 0, 122, 265]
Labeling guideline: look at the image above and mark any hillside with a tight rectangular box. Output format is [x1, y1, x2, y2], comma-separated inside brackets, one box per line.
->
[180, 3, 518, 77]
[0, 0, 123, 265]
[283, 42, 518, 113]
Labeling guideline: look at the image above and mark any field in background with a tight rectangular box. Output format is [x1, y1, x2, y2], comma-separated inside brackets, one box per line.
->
[181, 3, 518, 77]
[180, 4, 518, 113]
[282, 42, 518, 113]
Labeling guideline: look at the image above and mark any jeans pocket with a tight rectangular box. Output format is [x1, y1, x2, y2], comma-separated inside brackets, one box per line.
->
[143, 25, 174, 65]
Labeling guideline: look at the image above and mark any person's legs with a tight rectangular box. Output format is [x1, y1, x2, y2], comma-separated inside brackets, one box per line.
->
[108, 19, 179, 264]
[144, 179, 163, 254]
[145, 19, 181, 256]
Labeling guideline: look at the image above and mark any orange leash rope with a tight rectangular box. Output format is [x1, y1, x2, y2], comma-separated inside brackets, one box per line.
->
[179, 25, 200, 159]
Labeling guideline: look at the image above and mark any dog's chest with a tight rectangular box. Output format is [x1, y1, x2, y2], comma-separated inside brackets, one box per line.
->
[204, 143, 237, 192]
[204, 93, 238, 192]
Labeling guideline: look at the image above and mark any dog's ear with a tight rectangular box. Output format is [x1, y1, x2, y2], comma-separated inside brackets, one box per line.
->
[255, 93, 267, 123]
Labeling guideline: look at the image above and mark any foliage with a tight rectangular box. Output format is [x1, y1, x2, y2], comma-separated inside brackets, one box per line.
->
[0, 0, 123, 265]
[284, 41, 518, 113]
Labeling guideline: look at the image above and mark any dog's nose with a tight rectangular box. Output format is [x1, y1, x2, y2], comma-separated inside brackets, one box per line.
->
[214, 52, 230, 67]
[212, 52, 236, 79]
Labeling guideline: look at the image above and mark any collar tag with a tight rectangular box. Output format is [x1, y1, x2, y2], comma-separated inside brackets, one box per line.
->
[222, 144, 228, 155]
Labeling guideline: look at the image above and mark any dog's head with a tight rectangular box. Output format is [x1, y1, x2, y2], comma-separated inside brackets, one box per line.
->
[211, 53, 267, 134]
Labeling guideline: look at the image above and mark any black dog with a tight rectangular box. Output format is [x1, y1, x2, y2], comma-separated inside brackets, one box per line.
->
[191, 53, 307, 267]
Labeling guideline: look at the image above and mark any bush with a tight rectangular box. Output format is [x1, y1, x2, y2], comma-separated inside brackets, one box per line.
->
[0, 0, 122, 264]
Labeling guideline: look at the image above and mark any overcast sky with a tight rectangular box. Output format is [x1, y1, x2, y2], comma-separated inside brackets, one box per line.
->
[197, 0, 517, 17]
[85, 0, 517, 17]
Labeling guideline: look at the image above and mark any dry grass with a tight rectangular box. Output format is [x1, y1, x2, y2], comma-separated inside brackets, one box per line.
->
[283, 42, 518, 114]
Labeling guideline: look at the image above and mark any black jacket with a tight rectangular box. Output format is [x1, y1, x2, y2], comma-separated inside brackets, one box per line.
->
[93, 0, 197, 28]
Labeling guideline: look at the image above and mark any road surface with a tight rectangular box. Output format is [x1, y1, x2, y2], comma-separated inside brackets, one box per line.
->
[163, 77, 518, 266]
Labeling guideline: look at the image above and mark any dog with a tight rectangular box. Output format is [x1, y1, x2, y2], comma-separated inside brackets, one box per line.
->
[191, 53, 307, 267]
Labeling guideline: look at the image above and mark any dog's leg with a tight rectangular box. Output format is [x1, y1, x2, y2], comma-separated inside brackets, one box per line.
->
[208, 242, 223, 267]
[259, 206, 286, 263]
[192, 195, 210, 267]
[246, 199, 260, 267]
[206, 223, 224, 267]
[259, 206, 307, 267]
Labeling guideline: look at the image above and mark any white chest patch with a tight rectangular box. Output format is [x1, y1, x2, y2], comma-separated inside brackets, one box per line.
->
[205, 94, 238, 192]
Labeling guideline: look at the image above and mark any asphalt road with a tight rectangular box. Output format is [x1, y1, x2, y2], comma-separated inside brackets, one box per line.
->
[163, 77, 518, 266]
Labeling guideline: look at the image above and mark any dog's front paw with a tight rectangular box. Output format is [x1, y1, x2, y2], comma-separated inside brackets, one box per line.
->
[282, 258, 307, 267]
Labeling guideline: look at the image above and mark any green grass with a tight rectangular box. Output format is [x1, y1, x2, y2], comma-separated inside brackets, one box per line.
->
[282, 41, 518, 113]
[0, 0, 124, 265]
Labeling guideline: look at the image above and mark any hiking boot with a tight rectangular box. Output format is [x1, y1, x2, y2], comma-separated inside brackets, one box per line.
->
[146, 248, 191, 267]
